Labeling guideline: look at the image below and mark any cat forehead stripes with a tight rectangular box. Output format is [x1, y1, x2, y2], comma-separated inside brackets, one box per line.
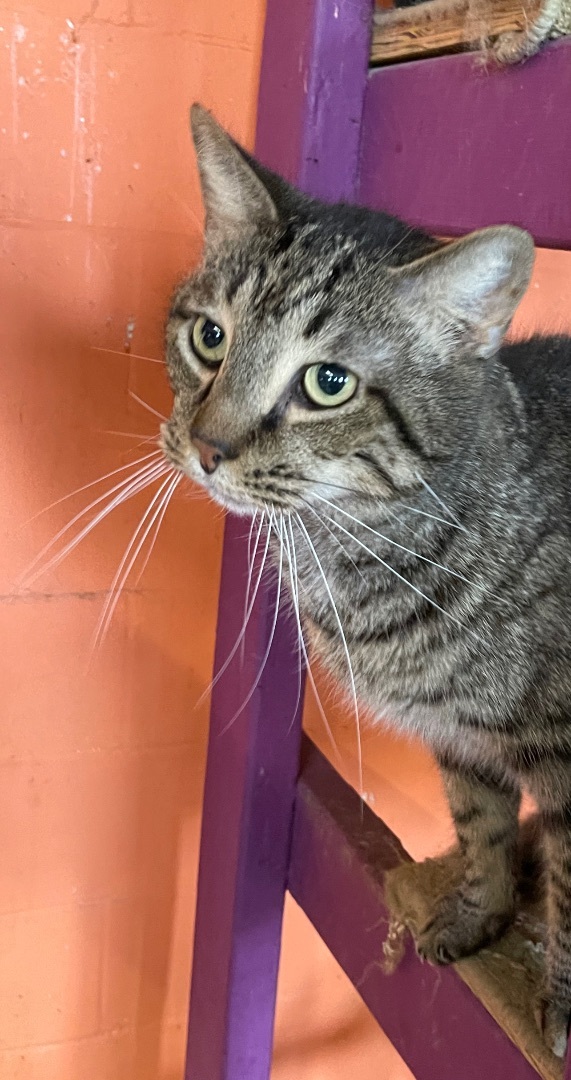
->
[219, 219, 358, 325]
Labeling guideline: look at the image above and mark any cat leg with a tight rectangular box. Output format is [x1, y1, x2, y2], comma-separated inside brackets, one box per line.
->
[536, 801, 571, 1058]
[494, 0, 560, 64]
[416, 753, 520, 964]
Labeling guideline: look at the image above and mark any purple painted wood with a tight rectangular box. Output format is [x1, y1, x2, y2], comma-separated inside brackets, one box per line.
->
[290, 738, 542, 1080]
[184, 2, 373, 1079]
[185, 517, 303, 1080]
[359, 40, 571, 249]
[256, 0, 372, 201]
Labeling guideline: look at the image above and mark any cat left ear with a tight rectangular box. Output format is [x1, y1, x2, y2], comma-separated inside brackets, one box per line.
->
[190, 104, 278, 240]
[390, 226, 535, 358]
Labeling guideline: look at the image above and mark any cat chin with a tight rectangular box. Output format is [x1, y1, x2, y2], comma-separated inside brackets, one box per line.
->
[190, 476, 263, 517]
[211, 493, 260, 517]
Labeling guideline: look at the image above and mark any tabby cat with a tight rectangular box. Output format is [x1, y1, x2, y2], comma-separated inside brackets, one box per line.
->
[161, 105, 571, 1057]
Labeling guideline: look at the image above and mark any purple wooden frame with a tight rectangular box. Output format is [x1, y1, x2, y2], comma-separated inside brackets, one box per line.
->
[360, 40, 571, 249]
[185, 8, 571, 1079]
[185, 5, 371, 1079]
[291, 738, 543, 1080]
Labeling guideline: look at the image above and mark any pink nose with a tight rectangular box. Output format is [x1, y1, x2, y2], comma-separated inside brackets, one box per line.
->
[191, 435, 225, 475]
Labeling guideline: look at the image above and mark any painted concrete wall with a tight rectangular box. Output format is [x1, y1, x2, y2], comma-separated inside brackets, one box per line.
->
[1, 1, 571, 1075]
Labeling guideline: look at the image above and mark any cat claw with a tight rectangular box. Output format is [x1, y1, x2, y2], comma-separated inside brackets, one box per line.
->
[493, 30, 534, 65]
[415, 892, 512, 967]
[535, 995, 571, 1059]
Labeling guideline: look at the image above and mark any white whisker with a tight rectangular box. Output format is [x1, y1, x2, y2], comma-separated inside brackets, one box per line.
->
[275, 515, 303, 733]
[132, 472, 181, 588]
[246, 510, 260, 571]
[282, 515, 341, 761]
[196, 512, 273, 707]
[313, 478, 462, 532]
[302, 501, 367, 584]
[383, 224, 417, 263]
[218, 512, 284, 735]
[19, 460, 168, 588]
[320, 509, 473, 636]
[312, 493, 471, 584]
[102, 430, 158, 443]
[415, 473, 467, 532]
[129, 391, 167, 422]
[400, 504, 463, 529]
[241, 512, 264, 664]
[20, 450, 162, 529]
[91, 471, 179, 650]
[294, 512, 363, 796]
[91, 346, 163, 364]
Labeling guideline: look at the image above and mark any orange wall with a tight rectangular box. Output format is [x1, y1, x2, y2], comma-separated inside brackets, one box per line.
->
[0, 1, 263, 1077]
[2, 2, 571, 1077]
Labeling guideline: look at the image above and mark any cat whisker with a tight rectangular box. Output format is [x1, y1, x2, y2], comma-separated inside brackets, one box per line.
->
[274, 515, 304, 733]
[312, 493, 472, 585]
[180, 484, 209, 502]
[310, 478, 463, 531]
[294, 512, 363, 797]
[19, 449, 163, 529]
[247, 510, 260, 568]
[382, 224, 418, 263]
[19, 459, 168, 589]
[129, 391, 167, 422]
[282, 514, 341, 762]
[301, 500, 367, 584]
[315, 479, 418, 538]
[401, 505, 463, 529]
[91, 346, 163, 364]
[218, 512, 284, 736]
[196, 512, 272, 708]
[415, 472, 467, 532]
[319, 508, 476, 637]
[132, 472, 181, 589]
[241, 511, 264, 664]
[91, 470, 180, 651]
[101, 430, 158, 443]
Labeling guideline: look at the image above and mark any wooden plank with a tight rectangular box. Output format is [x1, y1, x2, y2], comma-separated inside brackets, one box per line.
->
[290, 737, 544, 1080]
[358, 39, 571, 249]
[371, 0, 542, 65]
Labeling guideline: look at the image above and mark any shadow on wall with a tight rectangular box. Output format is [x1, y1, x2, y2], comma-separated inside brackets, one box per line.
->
[0, 155, 223, 1080]
[0, 0, 263, 1076]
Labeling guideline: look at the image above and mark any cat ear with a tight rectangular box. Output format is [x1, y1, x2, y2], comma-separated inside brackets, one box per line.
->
[190, 104, 278, 239]
[390, 226, 535, 358]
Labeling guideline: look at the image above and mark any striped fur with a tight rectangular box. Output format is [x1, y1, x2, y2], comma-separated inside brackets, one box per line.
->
[162, 107, 571, 1055]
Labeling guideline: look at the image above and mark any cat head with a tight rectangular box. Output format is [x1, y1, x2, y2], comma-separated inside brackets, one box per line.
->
[161, 104, 534, 516]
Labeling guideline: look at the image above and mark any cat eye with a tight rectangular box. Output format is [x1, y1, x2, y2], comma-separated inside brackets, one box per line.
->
[191, 316, 227, 364]
[303, 363, 358, 407]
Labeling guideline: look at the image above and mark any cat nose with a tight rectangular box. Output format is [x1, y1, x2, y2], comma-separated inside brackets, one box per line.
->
[190, 433, 229, 475]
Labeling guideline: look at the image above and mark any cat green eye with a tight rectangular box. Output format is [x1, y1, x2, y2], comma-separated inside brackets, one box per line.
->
[191, 316, 227, 364]
[303, 363, 358, 407]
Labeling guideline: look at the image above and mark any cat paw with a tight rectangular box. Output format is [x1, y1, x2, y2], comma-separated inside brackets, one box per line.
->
[416, 892, 511, 966]
[493, 31, 528, 64]
[535, 995, 571, 1059]
[493, 30, 542, 65]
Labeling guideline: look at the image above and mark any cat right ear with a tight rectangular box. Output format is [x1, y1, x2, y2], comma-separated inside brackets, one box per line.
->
[389, 225, 535, 359]
[190, 104, 278, 241]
